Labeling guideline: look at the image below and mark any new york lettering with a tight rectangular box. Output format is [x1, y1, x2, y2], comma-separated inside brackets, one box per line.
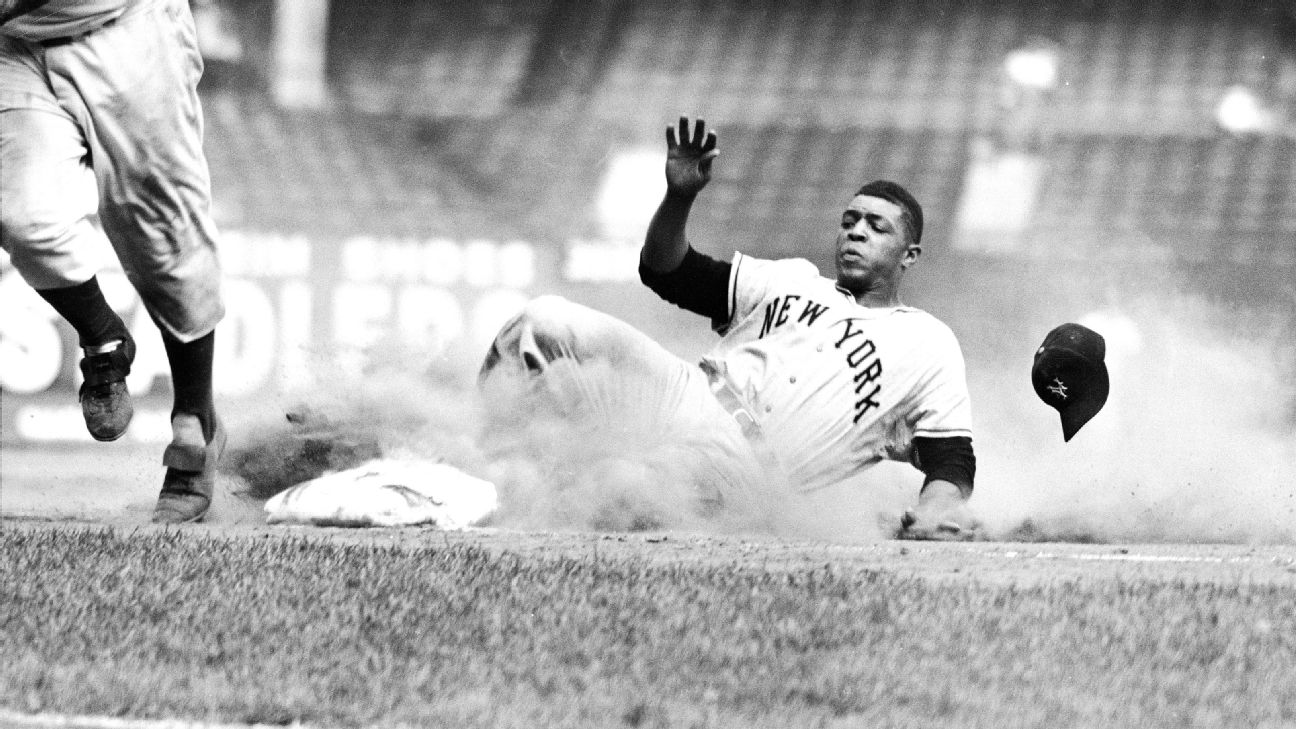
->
[758, 295, 831, 338]
[834, 318, 882, 423]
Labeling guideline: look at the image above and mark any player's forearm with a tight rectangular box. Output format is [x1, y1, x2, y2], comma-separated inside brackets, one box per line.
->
[0, 0, 52, 25]
[641, 191, 698, 273]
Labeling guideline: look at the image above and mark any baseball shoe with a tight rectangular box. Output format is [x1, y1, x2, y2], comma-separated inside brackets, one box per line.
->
[153, 413, 226, 524]
[78, 334, 136, 441]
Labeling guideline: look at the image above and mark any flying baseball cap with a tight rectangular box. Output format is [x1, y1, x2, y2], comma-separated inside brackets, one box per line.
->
[1031, 323, 1110, 442]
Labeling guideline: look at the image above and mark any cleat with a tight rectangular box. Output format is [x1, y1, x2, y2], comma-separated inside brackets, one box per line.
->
[153, 414, 226, 524]
[78, 335, 136, 441]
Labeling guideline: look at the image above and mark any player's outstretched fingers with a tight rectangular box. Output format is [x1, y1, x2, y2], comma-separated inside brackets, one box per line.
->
[691, 117, 706, 146]
[699, 131, 719, 173]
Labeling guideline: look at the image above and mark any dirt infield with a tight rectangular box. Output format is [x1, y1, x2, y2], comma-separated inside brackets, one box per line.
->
[4, 439, 1296, 597]
[0, 444, 264, 527]
[5, 509, 1296, 593]
[5, 443, 1296, 581]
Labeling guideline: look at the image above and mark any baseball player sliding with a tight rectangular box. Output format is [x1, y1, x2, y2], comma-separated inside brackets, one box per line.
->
[1, 0, 225, 522]
[481, 117, 976, 538]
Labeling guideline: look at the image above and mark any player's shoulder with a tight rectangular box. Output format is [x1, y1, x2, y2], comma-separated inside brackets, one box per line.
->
[733, 252, 827, 282]
[895, 306, 953, 329]
[893, 307, 964, 347]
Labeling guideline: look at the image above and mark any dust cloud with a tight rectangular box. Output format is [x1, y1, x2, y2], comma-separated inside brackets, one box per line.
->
[226, 292, 1294, 544]
[970, 294, 1296, 544]
[227, 350, 835, 540]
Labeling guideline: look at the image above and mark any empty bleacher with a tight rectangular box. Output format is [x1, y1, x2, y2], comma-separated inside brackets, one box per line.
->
[320, 0, 1290, 137]
[199, 0, 1296, 279]
[326, 0, 544, 118]
[200, 94, 1296, 270]
[201, 92, 497, 236]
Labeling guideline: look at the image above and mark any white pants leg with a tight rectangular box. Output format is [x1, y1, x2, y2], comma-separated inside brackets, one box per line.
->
[0, 0, 223, 341]
[0, 36, 106, 289]
[480, 295, 772, 504]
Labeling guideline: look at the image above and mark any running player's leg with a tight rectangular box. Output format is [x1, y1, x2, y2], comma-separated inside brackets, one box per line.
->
[48, 0, 224, 346]
[44, 0, 225, 521]
[0, 36, 136, 441]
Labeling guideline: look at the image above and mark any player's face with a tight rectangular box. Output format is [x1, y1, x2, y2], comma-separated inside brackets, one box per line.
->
[834, 195, 919, 291]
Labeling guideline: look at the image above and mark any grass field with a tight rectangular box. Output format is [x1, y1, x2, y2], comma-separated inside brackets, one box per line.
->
[3, 521, 1296, 729]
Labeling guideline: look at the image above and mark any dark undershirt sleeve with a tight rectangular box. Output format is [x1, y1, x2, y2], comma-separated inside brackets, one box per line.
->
[638, 246, 733, 327]
[912, 436, 976, 496]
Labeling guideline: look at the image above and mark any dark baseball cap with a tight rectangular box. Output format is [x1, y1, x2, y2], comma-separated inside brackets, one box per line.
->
[1031, 323, 1110, 441]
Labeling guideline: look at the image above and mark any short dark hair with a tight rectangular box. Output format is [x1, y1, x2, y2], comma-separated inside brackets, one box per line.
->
[855, 180, 923, 245]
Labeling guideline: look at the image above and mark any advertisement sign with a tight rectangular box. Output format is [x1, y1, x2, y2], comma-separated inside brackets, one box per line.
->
[0, 231, 557, 443]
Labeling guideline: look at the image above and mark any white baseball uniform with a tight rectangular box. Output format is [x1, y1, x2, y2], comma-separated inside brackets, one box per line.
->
[483, 252, 973, 495]
[702, 252, 972, 492]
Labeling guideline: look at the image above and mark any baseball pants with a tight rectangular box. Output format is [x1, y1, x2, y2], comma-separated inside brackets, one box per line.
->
[479, 295, 772, 497]
[0, 0, 223, 342]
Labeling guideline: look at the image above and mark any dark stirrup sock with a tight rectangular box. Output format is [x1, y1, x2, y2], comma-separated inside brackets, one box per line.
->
[36, 277, 131, 348]
[163, 331, 217, 442]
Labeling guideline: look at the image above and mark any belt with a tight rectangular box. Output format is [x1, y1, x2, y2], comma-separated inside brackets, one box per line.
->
[39, 17, 116, 48]
[710, 379, 764, 443]
[705, 372, 788, 487]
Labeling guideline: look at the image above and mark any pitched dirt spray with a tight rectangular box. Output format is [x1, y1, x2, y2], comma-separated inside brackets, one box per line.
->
[227, 294, 1295, 544]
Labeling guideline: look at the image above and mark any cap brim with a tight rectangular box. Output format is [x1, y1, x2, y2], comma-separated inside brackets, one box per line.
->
[1057, 366, 1110, 441]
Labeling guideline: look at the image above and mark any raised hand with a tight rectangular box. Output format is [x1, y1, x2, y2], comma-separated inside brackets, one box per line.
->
[664, 116, 719, 197]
